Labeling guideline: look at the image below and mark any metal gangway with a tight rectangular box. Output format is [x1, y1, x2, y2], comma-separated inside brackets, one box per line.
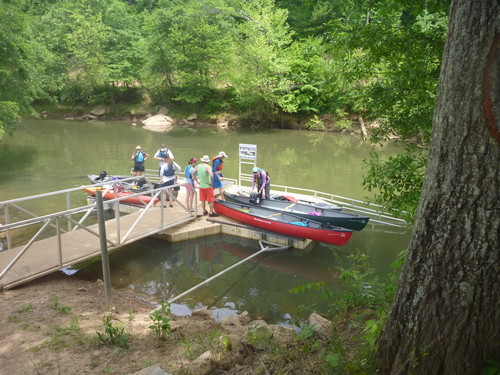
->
[0, 177, 197, 290]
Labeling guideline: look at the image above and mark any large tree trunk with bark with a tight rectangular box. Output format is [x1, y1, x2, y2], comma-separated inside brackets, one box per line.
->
[377, 1, 499, 374]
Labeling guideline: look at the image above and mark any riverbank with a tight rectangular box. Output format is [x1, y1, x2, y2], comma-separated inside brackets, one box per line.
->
[33, 102, 371, 136]
[1, 271, 346, 374]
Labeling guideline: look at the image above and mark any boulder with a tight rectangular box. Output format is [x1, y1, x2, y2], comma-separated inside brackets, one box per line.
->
[192, 308, 215, 321]
[186, 113, 197, 121]
[90, 105, 107, 117]
[238, 311, 252, 325]
[186, 351, 215, 375]
[307, 312, 333, 337]
[157, 106, 169, 115]
[221, 315, 241, 326]
[142, 115, 175, 132]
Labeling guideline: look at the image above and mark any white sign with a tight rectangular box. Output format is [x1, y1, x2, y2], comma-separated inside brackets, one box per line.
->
[239, 144, 257, 160]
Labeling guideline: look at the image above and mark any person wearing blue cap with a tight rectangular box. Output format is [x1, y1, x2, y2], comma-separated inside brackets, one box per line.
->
[251, 166, 271, 200]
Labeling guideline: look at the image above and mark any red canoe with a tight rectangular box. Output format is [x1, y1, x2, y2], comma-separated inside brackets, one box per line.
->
[82, 186, 159, 206]
[213, 200, 353, 246]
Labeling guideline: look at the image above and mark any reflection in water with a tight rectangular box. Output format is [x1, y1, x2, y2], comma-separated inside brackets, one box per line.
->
[75, 226, 409, 325]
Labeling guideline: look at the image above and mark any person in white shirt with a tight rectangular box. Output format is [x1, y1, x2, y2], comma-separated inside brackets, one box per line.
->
[154, 144, 174, 176]
[159, 158, 181, 207]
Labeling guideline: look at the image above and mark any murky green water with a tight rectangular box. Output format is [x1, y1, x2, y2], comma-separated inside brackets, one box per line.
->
[1, 119, 411, 324]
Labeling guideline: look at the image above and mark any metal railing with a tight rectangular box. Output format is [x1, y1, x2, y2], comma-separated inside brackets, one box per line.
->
[236, 175, 409, 228]
[0, 177, 197, 289]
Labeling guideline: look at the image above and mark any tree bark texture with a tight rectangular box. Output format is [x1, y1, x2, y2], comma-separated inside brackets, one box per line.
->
[377, 1, 499, 374]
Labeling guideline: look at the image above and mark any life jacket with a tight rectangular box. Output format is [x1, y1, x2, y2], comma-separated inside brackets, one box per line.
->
[163, 163, 175, 177]
[158, 148, 169, 158]
[212, 156, 223, 171]
[259, 168, 270, 178]
[135, 151, 145, 162]
[184, 165, 194, 180]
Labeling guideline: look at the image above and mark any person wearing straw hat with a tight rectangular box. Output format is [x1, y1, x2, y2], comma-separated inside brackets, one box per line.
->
[193, 155, 219, 217]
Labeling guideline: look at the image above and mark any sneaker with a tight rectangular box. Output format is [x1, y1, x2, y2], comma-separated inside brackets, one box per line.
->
[209, 213, 219, 217]
[203, 210, 209, 215]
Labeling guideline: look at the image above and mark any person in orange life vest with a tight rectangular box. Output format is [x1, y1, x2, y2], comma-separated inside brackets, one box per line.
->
[193, 155, 219, 217]
[154, 144, 174, 176]
[212, 151, 227, 200]
[131, 146, 149, 177]
[159, 158, 181, 207]
[251, 167, 271, 199]
[184, 157, 197, 212]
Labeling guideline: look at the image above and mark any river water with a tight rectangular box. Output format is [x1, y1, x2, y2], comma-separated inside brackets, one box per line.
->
[0, 119, 411, 324]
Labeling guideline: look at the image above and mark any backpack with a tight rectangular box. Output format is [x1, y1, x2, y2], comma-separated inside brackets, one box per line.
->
[163, 163, 175, 177]
[158, 148, 169, 159]
[135, 151, 144, 162]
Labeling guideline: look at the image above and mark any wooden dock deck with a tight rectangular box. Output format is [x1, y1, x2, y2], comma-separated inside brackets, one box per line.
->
[0, 203, 196, 290]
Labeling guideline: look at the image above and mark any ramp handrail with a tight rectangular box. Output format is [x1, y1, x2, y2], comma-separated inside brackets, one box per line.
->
[0, 178, 197, 289]
[236, 178, 409, 227]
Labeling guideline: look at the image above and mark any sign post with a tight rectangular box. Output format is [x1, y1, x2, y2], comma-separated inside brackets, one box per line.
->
[238, 144, 257, 186]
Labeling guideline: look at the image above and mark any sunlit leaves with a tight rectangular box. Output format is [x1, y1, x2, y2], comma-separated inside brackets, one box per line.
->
[0, 1, 42, 138]
[363, 147, 427, 220]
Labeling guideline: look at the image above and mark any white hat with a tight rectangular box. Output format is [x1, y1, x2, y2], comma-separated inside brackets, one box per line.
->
[201, 155, 210, 163]
[218, 151, 228, 158]
[136, 145, 141, 149]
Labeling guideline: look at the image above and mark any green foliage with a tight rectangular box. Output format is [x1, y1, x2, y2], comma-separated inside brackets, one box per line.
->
[363, 146, 426, 220]
[149, 301, 172, 341]
[181, 328, 231, 360]
[353, 2, 448, 143]
[43, 315, 83, 351]
[142, 0, 237, 103]
[304, 115, 325, 131]
[0, 1, 44, 138]
[96, 313, 130, 348]
[246, 325, 274, 350]
[483, 359, 500, 375]
[228, 0, 295, 116]
[50, 295, 72, 314]
[19, 303, 35, 313]
[0, 102, 21, 138]
[290, 250, 407, 373]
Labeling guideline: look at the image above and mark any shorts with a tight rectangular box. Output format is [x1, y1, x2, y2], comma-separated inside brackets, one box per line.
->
[213, 175, 222, 188]
[185, 182, 195, 191]
[159, 179, 175, 188]
[133, 162, 145, 172]
[199, 187, 215, 203]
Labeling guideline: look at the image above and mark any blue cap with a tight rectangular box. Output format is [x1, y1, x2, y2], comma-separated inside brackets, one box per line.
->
[252, 167, 259, 173]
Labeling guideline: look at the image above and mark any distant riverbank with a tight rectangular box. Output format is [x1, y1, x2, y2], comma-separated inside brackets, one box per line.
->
[33, 102, 370, 136]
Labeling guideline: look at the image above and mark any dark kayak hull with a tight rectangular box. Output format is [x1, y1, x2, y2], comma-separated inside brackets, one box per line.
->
[213, 200, 353, 246]
[224, 192, 369, 231]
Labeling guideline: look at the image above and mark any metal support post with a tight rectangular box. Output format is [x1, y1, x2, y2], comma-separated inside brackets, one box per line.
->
[96, 190, 113, 309]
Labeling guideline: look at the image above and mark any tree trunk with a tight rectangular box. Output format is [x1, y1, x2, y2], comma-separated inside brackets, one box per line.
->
[377, 1, 500, 374]
[357, 115, 368, 139]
